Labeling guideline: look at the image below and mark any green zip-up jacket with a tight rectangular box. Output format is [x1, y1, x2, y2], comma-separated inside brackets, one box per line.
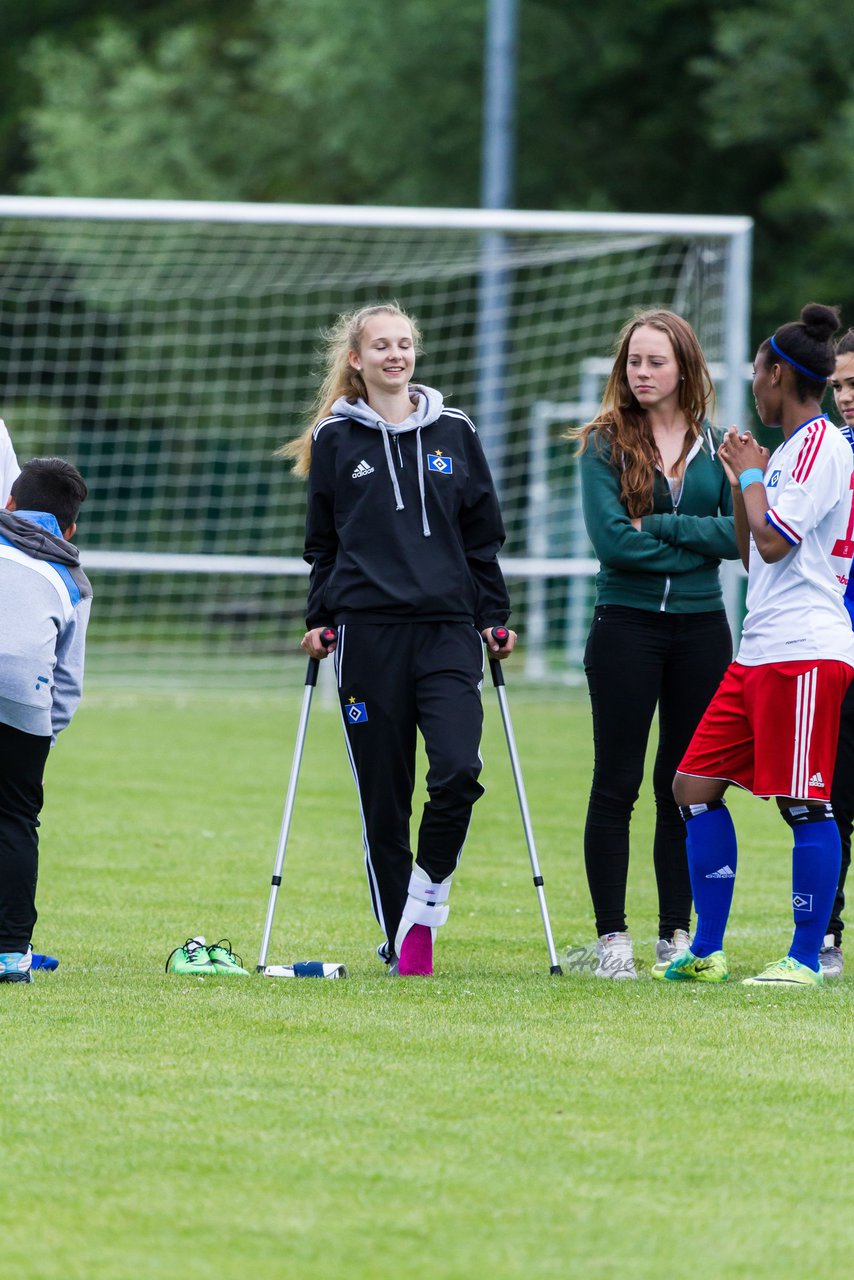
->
[579, 424, 738, 613]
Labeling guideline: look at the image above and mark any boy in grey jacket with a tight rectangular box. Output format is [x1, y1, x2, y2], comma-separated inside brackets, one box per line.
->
[0, 458, 90, 982]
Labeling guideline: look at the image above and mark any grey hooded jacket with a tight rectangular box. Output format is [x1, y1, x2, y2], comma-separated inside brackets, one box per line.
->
[0, 509, 92, 739]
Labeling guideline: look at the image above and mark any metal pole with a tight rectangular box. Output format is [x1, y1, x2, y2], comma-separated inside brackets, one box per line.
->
[257, 629, 336, 972]
[721, 224, 753, 637]
[256, 659, 320, 971]
[476, 0, 518, 494]
[525, 401, 551, 680]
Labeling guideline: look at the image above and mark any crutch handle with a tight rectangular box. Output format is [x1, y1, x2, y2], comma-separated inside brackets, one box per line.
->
[487, 626, 510, 686]
[305, 627, 338, 687]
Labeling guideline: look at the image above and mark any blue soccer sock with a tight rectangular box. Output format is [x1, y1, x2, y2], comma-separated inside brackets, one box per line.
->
[679, 802, 738, 957]
[783, 806, 841, 972]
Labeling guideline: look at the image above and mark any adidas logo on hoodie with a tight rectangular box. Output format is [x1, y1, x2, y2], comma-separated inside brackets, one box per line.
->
[352, 459, 375, 479]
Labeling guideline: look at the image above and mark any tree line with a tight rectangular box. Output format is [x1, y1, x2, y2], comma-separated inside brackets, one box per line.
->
[2, 0, 852, 344]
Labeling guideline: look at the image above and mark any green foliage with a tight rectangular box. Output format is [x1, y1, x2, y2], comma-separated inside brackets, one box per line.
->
[22, 1, 486, 205]
[24, 22, 283, 200]
[696, 0, 854, 334]
[4, 0, 854, 342]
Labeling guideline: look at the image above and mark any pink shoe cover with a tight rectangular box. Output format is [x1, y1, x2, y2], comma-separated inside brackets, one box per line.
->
[397, 924, 433, 976]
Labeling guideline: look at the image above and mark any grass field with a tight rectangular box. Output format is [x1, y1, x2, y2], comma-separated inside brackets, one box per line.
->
[2, 677, 853, 1278]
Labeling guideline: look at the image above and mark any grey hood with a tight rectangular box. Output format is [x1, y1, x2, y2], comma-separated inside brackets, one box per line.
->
[329, 384, 446, 536]
[0, 509, 80, 566]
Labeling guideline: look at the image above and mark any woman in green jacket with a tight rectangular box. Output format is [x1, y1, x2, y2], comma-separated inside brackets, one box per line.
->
[575, 309, 738, 979]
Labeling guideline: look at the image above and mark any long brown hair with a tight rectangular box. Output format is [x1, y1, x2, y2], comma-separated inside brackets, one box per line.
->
[570, 309, 715, 518]
[278, 302, 423, 477]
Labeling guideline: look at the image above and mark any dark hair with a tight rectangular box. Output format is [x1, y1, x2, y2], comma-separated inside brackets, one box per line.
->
[835, 327, 854, 357]
[10, 457, 88, 531]
[759, 303, 840, 399]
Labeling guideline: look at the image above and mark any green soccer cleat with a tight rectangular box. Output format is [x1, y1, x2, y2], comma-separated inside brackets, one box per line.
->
[165, 936, 217, 975]
[207, 939, 249, 975]
[662, 948, 729, 983]
[742, 956, 823, 987]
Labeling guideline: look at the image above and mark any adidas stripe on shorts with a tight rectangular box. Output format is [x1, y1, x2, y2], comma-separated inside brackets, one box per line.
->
[678, 659, 853, 800]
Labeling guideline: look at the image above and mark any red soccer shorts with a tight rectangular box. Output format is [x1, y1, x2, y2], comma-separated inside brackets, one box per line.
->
[678, 659, 854, 800]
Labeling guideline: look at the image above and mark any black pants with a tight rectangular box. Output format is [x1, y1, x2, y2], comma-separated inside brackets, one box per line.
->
[583, 604, 732, 938]
[827, 679, 854, 944]
[334, 621, 485, 953]
[0, 722, 52, 953]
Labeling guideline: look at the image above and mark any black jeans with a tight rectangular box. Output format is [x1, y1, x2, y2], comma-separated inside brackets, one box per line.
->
[0, 722, 52, 952]
[827, 679, 854, 944]
[583, 604, 733, 938]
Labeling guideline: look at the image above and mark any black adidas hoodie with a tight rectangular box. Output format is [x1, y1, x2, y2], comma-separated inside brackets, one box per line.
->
[303, 385, 510, 631]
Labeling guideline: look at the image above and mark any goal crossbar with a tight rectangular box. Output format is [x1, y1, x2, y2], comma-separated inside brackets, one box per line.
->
[0, 195, 753, 238]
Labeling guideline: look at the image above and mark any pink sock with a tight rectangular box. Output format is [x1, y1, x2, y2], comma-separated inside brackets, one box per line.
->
[398, 924, 433, 976]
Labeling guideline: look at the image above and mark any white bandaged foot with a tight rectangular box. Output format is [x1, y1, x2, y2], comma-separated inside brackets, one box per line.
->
[394, 866, 452, 973]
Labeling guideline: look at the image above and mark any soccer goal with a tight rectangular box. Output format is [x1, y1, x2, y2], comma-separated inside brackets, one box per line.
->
[0, 197, 752, 686]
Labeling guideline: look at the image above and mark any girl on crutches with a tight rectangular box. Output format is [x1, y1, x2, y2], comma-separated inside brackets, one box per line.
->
[280, 303, 516, 976]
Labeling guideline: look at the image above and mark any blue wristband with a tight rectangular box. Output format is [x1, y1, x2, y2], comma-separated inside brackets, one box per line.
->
[738, 468, 765, 492]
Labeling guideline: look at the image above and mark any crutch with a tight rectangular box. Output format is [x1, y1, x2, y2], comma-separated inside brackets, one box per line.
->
[488, 627, 563, 975]
[256, 628, 337, 973]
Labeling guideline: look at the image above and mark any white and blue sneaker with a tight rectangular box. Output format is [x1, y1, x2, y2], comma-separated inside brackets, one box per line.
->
[0, 946, 33, 984]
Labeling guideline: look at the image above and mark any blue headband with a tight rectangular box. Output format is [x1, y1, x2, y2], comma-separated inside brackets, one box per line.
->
[769, 335, 826, 383]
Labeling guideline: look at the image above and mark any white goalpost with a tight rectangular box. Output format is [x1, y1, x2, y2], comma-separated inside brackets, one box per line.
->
[0, 197, 752, 686]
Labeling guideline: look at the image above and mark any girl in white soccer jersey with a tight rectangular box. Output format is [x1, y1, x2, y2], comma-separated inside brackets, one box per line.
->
[664, 303, 854, 987]
[281, 303, 515, 977]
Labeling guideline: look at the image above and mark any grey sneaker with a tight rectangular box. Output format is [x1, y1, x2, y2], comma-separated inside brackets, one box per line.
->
[651, 928, 692, 979]
[594, 931, 637, 980]
[818, 933, 843, 979]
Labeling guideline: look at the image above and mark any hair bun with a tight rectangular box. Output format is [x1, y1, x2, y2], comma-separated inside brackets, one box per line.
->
[800, 302, 840, 342]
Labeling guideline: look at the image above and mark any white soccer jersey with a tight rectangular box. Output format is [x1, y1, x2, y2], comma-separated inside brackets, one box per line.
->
[737, 415, 854, 666]
[0, 419, 20, 502]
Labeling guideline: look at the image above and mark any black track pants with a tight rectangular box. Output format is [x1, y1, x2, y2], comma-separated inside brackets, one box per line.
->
[0, 722, 52, 953]
[583, 604, 732, 938]
[334, 621, 485, 951]
[827, 679, 854, 944]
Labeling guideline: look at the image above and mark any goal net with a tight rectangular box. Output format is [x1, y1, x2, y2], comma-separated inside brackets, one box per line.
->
[0, 198, 751, 686]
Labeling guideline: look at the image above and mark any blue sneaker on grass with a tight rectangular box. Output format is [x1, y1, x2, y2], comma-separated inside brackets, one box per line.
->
[0, 948, 33, 984]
